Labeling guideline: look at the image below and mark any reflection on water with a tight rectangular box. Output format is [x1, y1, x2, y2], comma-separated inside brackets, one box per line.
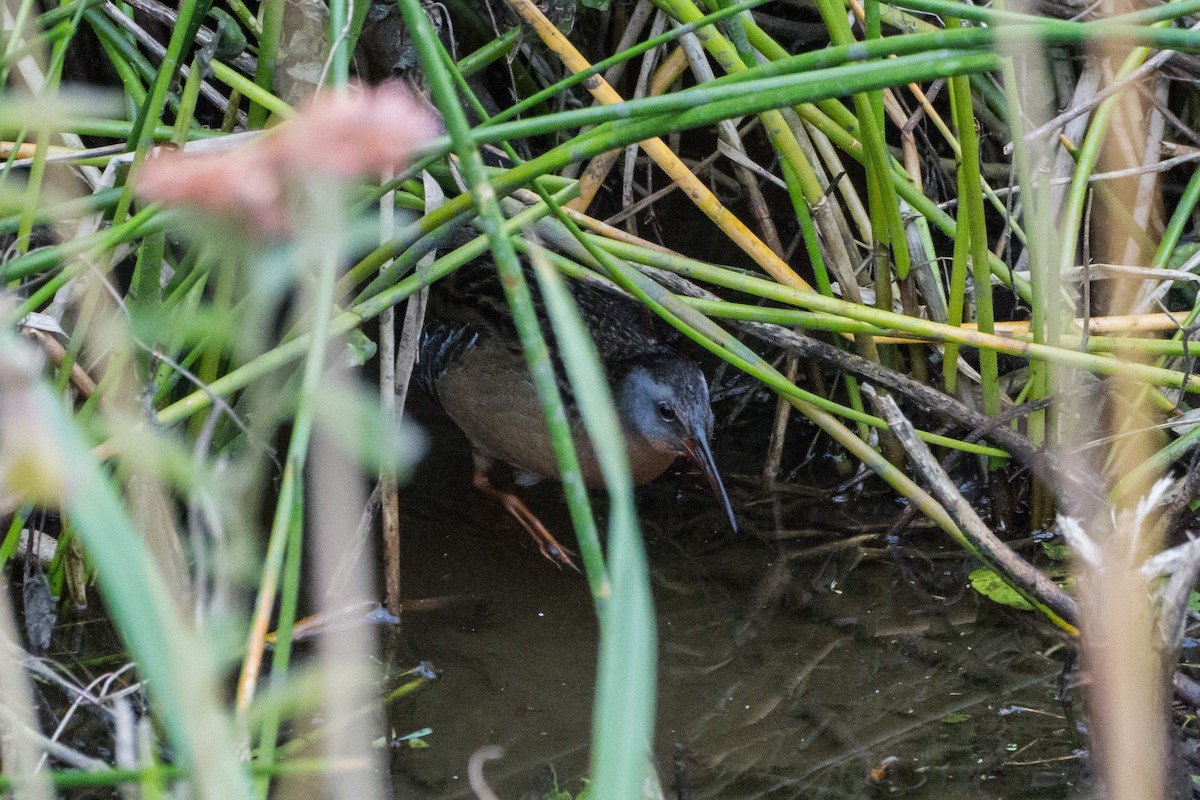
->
[389, 414, 1084, 799]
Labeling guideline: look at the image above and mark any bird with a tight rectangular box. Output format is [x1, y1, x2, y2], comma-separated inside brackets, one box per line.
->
[416, 258, 736, 568]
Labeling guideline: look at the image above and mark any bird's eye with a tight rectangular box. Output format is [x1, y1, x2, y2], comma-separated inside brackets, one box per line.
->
[657, 402, 677, 421]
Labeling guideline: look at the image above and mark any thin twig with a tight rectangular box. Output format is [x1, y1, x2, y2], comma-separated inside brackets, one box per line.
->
[1019, 27, 1198, 145]
[100, 2, 247, 125]
[378, 166, 402, 618]
[862, 385, 1079, 626]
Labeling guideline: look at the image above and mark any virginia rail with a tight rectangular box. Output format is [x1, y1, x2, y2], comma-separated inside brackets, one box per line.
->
[417, 260, 736, 567]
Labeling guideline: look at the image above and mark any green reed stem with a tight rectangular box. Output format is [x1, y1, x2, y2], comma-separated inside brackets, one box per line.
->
[1152, 160, 1200, 272]
[0, 758, 349, 791]
[426, 25, 616, 603]
[1057, 22, 1172, 273]
[532, 248, 654, 798]
[395, 0, 610, 600]
[457, 26, 520, 76]
[488, 0, 772, 129]
[887, 0, 1200, 31]
[589, 237, 1200, 392]
[14, 0, 88, 254]
[236, 182, 344, 760]
[525, 208, 1000, 574]
[1, 330, 251, 800]
[113, 0, 213, 229]
[210, 60, 292, 119]
[810, 0, 909, 278]
[249, 0, 286, 127]
[8, 206, 169, 321]
[531, 242, 1007, 457]
[948, 46, 999, 416]
[155, 185, 578, 426]
[398, 3, 648, 798]
[253, 495, 303, 796]
[327, 0, 348, 86]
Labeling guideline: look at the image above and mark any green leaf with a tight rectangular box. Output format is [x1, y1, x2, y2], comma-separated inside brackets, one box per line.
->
[1167, 241, 1200, 272]
[969, 568, 1034, 611]
[1167, 242, 1200, 306]
[1041, 541, 1070, 560]
[205, 9, 248, 59]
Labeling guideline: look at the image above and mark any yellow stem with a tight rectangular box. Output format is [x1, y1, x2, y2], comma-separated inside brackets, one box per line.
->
[504, 0, 812, 291]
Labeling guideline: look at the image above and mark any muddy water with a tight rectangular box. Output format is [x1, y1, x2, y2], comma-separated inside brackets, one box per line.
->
[389, 412, 1085, 799]
[21, 409, 1085, 798]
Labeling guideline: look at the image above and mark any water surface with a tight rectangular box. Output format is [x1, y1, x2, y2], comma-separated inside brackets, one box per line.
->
[389, 413, 1083, 799]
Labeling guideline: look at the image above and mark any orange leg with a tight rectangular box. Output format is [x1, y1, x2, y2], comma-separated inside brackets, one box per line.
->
[472, 468, 578, 570]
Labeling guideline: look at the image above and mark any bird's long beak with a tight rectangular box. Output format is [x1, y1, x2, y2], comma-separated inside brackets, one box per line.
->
[682, 432, 737, 534]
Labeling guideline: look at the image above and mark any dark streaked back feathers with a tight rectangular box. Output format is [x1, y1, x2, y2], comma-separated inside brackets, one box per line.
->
[417, 258, 670, 406]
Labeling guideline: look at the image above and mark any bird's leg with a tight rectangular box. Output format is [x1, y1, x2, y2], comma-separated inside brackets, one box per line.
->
[471, 467, 578, 571]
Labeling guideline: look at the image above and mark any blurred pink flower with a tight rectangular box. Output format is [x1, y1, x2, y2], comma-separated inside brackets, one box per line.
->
[270, 83, 438, 177]
[136, 146, 290, 235]
[136, 83, 438, 237]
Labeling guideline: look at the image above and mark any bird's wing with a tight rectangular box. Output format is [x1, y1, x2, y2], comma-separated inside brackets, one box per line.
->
[418, 256, 662, 403]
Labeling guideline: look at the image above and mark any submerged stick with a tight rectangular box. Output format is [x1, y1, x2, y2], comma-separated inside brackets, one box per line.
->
[862, 385, 1079, 630]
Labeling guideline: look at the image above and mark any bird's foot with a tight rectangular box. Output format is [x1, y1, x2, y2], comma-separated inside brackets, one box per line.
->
[472, 469, 579, 571]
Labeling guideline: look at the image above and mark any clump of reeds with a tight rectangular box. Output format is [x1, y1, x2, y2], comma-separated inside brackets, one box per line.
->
[2, 0, 1200, 796]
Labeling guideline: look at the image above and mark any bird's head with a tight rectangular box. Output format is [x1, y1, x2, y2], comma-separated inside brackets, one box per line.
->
[617, 353, 736, 533]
